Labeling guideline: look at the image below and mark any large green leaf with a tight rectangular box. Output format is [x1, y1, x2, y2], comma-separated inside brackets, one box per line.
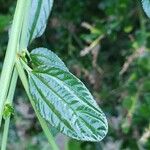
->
[142, 0, 150, 18]
[28, 65, 108, 141]
[30, 48, 69, 71]
[20, 0, 53, 48]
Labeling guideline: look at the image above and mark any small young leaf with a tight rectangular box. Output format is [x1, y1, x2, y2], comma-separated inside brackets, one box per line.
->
[30, 48, 69, 71]
[28, 66, 108, 141]
[142, 0, 150, 18]
[3, 104, 14, 120]
[20, 0, 53, 47]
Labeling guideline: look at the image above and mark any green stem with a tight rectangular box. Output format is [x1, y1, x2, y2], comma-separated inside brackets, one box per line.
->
[0, 0, 26, 125]
[1, 69, 18, 150]
[1, 0, 32, 148]
[15, 59, 59, 150]
[20, 58, 32, 72]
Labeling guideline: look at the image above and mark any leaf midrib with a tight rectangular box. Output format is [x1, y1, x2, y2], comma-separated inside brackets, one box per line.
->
[29, 0, 42, 42]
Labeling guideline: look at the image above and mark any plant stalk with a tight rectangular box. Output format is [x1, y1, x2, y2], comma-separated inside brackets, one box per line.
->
[0, 0, 26, 125]
[1, 69, 18, 150]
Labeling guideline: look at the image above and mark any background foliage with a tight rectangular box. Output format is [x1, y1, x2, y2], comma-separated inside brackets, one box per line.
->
[0, 0, 150, 149]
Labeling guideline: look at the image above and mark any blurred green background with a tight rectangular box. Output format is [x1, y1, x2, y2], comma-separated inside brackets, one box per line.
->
[0, 0, 150, 149]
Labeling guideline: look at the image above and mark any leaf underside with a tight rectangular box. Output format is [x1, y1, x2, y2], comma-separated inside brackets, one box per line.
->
[30, 48, 69, 72]
[29, 65, 108, 141]
[20, 0, 53, 48]
[142, 0, 150, 18]
[30, 48, 68, 136]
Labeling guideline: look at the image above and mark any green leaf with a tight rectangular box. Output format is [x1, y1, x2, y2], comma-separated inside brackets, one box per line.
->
[28, 66, 108, 141]
[30, 48, 69, 71]
[3, 103, 14, 120]
[142, 0, 150, 18]
[20, 0, 53, 47]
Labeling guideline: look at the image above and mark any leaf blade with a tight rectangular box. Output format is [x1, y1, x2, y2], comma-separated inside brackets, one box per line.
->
[142, 0, 150, 18]
[20, 0, 53, 47]
[30, 48, 69, 71]
[29, 66, 108, 141]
